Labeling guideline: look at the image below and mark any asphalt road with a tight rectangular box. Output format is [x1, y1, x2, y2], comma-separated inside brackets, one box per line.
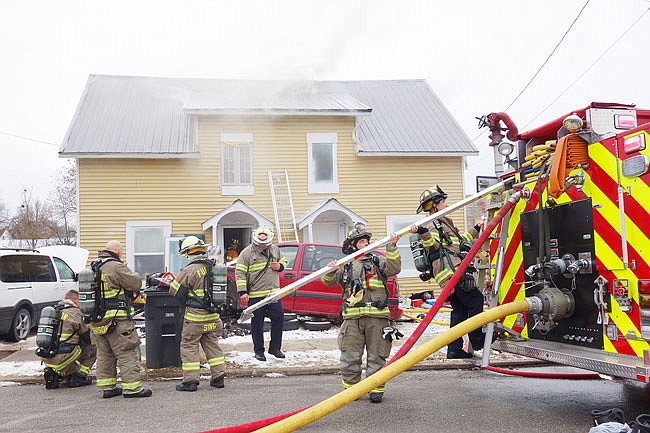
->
[2, 369, 649, 433]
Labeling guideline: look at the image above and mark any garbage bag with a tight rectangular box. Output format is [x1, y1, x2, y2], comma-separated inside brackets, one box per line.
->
[588, 422, 632, 433]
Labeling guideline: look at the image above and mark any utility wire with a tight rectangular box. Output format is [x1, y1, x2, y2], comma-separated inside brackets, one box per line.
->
[0, 131, 58, 147]
[502, 0, 591, 113]
[467, 4, 650, 170]
[522, 5, 650, 130]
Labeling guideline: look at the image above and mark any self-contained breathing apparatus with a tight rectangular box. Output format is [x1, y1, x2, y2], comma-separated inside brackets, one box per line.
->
[341, 253, 390, 310]
[78, 257, 132, 324]
[180, 258, 228, 313]
[35, 304, 77, 358]
[409, 220, 477, 290]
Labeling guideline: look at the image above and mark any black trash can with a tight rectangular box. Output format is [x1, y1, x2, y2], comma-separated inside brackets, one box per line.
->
[144, 290, 184, 369]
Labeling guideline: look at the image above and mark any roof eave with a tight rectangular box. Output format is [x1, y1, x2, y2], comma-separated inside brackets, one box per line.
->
[354, 150, 480, 157]
[183, 108, 372, 116]
[58, 152, 201, 159]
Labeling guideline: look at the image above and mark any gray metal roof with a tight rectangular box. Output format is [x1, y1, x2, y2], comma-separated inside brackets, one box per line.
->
[60, 75, 477, 157]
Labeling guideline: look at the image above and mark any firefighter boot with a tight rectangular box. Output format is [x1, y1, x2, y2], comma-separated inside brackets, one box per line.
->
[210, 374, 225, 388]
[369, 393, 383, 403]
[44, 368, 60, 389]
[633, 414, 650, 433]
[67, 373, 92, 388]
[591, 408, 625, 425]
[102, 387, 123, 398]
[123, 388, 153, 398]
[176, 380, 199, 392]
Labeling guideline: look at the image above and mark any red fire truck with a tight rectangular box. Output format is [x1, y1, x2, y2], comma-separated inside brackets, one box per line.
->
[484, 102, 650, 382]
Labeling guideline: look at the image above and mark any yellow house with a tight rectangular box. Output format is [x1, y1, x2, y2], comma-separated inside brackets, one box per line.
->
[59, 75, 478, 296]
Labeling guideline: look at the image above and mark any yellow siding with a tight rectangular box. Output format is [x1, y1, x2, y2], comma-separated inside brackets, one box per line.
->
[78, 114, 466, 295]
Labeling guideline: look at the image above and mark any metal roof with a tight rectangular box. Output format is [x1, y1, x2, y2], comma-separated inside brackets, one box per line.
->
[60, 75, 477, 157]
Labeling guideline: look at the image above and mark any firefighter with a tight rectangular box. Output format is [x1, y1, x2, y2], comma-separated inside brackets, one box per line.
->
[169, 236, 226, 391]
[410, 185, 484, 359]
[90, 240, 152, 398]
[235, 226, 288, 362]
[322, 227, 401, 403]
[226, 239, 240, 262]
[39, 289, 96, 389]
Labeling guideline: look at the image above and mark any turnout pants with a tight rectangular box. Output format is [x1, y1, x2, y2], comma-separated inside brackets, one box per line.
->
[43, 343, 97, 378]
[337, 316, 391, 395]
[180, 318, 225, 383]
[446, 282, 485, 353]
[92, 319, 144, 395]
[248, 298, 284, 356]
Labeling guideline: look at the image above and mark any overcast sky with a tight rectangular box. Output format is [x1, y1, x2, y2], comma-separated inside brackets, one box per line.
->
[1, 0, 649, 212]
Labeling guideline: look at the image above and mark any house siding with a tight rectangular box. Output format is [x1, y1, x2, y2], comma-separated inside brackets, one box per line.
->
[78, 114, 466, 295]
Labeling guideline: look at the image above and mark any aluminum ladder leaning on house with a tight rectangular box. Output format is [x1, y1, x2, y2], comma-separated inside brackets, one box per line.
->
[268, 169, 299, 242]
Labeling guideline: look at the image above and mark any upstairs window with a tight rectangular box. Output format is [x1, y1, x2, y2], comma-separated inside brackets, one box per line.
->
[221, 133, 253, 196]
[307, 132, 339, 194]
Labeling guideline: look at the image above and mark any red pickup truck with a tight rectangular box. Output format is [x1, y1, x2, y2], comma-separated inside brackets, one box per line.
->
[226, 242, 402, 321]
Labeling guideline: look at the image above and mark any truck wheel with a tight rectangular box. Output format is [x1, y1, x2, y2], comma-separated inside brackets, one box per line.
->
[283, 313, 297, 321]
[7, 307, 32, 342]
[303, 320, 332, 331]
[283, 319, 300, 331]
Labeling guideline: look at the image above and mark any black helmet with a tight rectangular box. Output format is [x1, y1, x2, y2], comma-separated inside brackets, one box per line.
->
[416, 185, 447, 213]
[342, 228, 372, 255]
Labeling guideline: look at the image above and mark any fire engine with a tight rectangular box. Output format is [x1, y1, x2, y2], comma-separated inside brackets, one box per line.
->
[482, 102, 650, 382]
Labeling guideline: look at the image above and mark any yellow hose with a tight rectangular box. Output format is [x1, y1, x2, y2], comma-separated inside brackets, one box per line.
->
[256, 299, 530, 433]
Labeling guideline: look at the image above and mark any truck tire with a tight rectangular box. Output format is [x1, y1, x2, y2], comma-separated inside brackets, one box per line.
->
[303, 320, 332, 331]
[283, 319, 300, 331]
[283, 313, 297, 321]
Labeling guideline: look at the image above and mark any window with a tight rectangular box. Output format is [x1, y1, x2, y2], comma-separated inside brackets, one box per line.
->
[221, 133, 253, 196]
[126, 221, 172, 279]
[53, 257, 76, 281]
[307, 132, 339, 194]
[279, 245, 300, 271]
[386, 215, 423, 278]
[301, 245, 343, 272]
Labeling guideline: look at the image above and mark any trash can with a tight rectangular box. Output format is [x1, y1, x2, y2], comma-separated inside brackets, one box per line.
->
[144, 289, 184, 369]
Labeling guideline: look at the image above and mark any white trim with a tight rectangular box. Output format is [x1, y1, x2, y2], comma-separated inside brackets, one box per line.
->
[306, 132, 339, 194]
[386, 215, 421, 279]
[59, 152, 201, 159]
[222, 185, 254, 196]
[125, 220, 172, 272]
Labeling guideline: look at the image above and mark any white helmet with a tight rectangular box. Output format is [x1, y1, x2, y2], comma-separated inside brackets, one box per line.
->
[179, 236, 207, 255]
[252, 226, 274, 246]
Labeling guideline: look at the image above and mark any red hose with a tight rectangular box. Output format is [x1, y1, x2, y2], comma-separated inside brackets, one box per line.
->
[198, 406, 313, 433]
[387, 191, 520, 364]
[484, 365, 601, 379]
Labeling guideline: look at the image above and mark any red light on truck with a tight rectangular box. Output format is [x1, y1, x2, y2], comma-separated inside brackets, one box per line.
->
[615, 114, 637, 130]
[624, 134, 646, 154]
[639, 280, 650, 295]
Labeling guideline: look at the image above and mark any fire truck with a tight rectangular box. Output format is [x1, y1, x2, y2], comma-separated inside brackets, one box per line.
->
[482, 102, 650, 382]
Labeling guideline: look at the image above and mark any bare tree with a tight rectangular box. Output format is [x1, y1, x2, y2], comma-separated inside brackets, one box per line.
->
[48, 161, 77, 245]
[9, 189, 56, 249]
[0, 199, 9, 231]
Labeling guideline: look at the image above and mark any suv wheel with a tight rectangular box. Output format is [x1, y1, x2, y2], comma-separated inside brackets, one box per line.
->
[303, 320, 332, 331]
[8, 307, 32, 342]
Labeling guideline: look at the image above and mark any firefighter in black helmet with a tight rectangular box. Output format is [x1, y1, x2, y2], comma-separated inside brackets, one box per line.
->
[322, 226, 401, 403]
[410, 186, 485, 359]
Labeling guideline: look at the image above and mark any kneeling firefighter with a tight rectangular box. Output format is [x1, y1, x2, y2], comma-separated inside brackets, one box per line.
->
[409, 185, 485, 359]
[169, 236, 226, 391]
[322, 226, 402, 403]
[36, 289, 96, 389]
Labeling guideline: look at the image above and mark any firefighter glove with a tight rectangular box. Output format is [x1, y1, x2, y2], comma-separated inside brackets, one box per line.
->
[382, 326, 404, 343]
[416, 225, 429, 235]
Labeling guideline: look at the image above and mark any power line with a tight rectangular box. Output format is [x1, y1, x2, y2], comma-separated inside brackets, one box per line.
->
[0, 131, 58, 147]
[502, 0, 591, 113]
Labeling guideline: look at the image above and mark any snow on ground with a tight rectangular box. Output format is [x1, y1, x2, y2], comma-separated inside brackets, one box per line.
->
[0, 312, 454, 386]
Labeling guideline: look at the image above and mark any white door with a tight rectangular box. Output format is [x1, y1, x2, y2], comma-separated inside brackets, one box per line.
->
[312, 222, 343, 245]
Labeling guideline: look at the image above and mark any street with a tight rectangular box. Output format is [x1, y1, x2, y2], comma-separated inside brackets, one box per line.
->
[1, 368, 649, 433]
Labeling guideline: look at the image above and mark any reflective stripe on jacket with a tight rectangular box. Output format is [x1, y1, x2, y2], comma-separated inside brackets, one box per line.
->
[170, 254, 220, 322]
[235, 244, 287, 299]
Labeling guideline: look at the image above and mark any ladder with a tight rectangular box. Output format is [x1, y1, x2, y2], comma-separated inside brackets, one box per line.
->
[269, 169, 299, 242]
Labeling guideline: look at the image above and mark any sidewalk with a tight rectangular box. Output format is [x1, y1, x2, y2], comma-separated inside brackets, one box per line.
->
[0, 331, 545, 384]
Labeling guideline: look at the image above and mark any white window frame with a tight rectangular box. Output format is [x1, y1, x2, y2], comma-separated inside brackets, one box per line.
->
[126, 220, 172, 278]
[221, 132, 254, 196]
[307, 132, 339, 194]
[386, 215, 422, 278]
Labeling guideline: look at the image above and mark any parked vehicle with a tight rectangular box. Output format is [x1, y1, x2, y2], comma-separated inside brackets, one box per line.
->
[226, 242, 402, 322]
[0, 246, 88, 341]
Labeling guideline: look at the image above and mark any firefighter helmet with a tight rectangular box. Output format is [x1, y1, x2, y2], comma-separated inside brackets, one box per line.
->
[179, 236, 207, 255]
[416, 185, 448, 213]
[252, 226, 275, 246]
[342, 228, 372, 255]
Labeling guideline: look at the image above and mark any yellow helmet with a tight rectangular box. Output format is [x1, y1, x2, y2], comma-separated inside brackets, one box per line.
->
[179, 236, 207, 255]
[416, 185, 448, 213]
[252, 226, 274, 246]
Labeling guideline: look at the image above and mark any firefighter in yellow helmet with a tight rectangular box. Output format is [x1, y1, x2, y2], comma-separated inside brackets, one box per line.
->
[169, 236, 226, 391]
[235, 226, 288, 361]
[410, 186, 485, 359]
[322, 226, 401, 403]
